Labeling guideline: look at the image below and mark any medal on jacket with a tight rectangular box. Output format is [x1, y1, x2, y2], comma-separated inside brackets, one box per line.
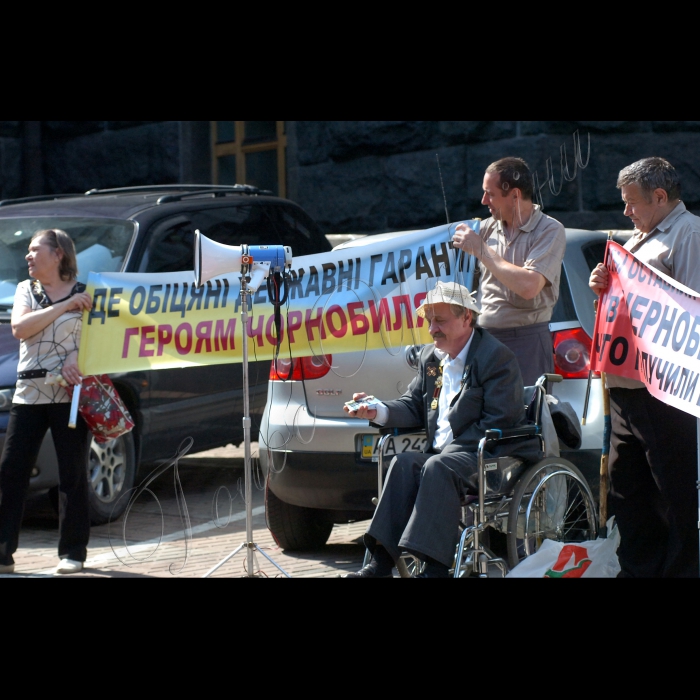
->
[460, 365, 471, 391]
[430, 363, 444, 410]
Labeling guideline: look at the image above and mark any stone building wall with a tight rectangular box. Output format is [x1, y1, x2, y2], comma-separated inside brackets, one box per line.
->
[0, 121, 22, 200]
[3, 121, 700, 237]
[289, 121, 700, 234]
[41, 121, 181, 193]
[0, 120, 210, 201]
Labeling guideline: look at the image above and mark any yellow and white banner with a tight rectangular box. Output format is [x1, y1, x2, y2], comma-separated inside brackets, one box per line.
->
[78, 222, 478, 375]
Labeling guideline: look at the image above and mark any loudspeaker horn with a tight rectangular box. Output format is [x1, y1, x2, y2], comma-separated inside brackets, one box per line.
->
[194, 230, 243, 288]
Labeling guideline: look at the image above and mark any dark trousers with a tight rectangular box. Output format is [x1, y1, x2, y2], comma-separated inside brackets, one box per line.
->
[0, 403, 91, 566]
[367, 450, 479, 568]
[485, 322, 554, 388]
[608, 388, 699, 578]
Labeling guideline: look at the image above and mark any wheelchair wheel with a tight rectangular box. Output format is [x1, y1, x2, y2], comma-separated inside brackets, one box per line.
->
[506, 458, 598, 571]
[396, 553, 425, 578]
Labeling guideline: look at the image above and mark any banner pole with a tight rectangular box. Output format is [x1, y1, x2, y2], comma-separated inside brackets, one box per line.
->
[582, 297, 599, 426]
[599, 370, 610, 538]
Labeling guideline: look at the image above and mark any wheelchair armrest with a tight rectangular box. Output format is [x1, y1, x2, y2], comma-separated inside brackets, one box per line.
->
[378, 426, 425, 436]
[541, 373, 563, 385]
[483, 425, 539, 448]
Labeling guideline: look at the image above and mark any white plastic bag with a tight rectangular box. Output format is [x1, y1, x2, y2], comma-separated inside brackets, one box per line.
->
[506, 518, 621, 578]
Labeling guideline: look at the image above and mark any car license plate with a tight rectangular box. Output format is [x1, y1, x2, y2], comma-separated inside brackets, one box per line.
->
[361, 434, 427, 461]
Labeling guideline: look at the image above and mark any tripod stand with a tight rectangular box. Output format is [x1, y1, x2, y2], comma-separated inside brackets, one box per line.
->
[203, 272, 291, 578]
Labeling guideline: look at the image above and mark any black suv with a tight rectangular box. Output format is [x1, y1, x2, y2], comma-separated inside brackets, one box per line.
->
[0, 185, 331, 524]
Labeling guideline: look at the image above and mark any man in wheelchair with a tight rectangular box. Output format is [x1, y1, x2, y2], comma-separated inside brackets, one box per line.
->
[342, 281, 542, 578]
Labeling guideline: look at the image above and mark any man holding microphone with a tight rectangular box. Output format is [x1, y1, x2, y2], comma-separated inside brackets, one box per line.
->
[451, 157, 566, 387]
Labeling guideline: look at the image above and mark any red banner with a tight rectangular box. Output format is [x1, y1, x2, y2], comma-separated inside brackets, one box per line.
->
[591, 241, 700, 418]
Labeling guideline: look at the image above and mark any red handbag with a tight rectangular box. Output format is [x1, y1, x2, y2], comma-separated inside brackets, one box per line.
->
[66, 375, 135, 443]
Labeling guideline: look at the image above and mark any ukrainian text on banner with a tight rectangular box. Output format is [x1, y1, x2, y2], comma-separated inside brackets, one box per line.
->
[78, 222, 478, 375]
[590, 240, 700, 418]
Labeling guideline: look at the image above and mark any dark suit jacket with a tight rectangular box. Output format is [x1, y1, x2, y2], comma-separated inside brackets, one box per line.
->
[372, 328, 532, 455]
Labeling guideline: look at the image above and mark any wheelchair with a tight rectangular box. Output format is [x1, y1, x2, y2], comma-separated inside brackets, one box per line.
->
[367, 373, 598, 578]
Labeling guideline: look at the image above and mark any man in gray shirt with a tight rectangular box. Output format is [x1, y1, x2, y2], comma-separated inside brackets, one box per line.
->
[452, 157, 566, 387]
[589, 156, 700, 578]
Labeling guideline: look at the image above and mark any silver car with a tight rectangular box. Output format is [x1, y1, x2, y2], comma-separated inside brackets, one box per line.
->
[259, 228, 627, 550]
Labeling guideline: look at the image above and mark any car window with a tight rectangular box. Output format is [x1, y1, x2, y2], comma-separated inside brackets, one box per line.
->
[550, 267, 577, 323]
[192, 204, 281, 249]
[138, 215, 196, 273]
[140, 203, 328, 274]
[582, 237, 631, 271]
[0, 217, 134, 308]
[265, 204, 330, 257]
[582, 241, 607, 273]
[140, 205, 280, 274]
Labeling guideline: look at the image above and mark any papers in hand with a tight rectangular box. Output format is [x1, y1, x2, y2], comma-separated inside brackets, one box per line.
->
[344, 395, 380, 412]
[68, 381, 82, 429]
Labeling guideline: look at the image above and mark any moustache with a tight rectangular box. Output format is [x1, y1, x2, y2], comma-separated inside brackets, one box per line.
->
[431, 332, 446, 339]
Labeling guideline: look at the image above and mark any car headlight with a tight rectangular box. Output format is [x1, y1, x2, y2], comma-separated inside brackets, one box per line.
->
[0, 388, 15, 410]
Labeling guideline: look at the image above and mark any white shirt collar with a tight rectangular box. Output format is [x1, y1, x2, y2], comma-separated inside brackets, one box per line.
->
[433, 333, 472, 366]
[432, 332, 474, 451]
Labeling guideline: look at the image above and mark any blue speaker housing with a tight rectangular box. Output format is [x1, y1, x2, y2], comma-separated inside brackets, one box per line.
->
[246, 245, 291, 272]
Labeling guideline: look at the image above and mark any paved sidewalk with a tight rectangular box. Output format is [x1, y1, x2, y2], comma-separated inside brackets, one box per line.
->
[1, 443, 370, 579]
[4, 512, 369, 579]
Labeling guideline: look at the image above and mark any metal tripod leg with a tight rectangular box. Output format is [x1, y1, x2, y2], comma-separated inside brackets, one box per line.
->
[203, 542, 291, 578]
[202, 275, 291, 579]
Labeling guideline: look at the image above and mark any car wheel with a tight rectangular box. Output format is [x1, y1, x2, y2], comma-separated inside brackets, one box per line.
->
[87, 430, 137, 525]
[265, 481, 333, 551]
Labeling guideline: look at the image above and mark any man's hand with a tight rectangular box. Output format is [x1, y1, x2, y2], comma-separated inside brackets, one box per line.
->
[453, 222, 546, 300]
[589, 263, 609, 297]
[452, 223, 484, 258]
[343, 392, 378, 421]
